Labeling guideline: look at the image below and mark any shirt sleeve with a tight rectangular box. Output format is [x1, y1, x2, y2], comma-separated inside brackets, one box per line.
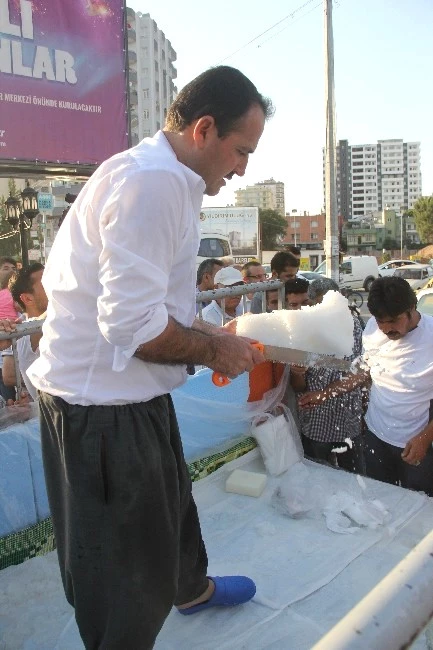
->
[95, 168, 186, 372]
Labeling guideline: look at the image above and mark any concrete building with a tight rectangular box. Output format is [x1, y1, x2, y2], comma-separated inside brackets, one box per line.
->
[328, 139, 422, 220]
[342, 207, 421, 255]
[126, 8, 177, 145]
[235, 178, 285, 217]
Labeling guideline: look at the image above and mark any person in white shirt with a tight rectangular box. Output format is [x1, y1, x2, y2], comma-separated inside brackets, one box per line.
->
[241, 261, 266, 312]
[27, 66, 272, 649]
[201, 266, 245, 325]
[1, 263, 47, 402]
[362, 276, 433, 496]
[195, 257, 224, 313]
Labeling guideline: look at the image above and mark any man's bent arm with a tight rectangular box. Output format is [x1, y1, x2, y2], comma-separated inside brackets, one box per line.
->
[134, 316, 264, 376]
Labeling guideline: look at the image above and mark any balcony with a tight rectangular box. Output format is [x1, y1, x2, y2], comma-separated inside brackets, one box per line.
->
[127, 50, 137, 66]
[129, 90, 138, 105]
[127, 27, 136, 43]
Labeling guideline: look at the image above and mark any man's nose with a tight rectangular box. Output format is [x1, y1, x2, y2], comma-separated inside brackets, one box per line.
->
[234, 157, 249, 177]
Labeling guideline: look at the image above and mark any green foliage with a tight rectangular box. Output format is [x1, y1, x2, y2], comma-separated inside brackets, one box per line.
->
[259, 209, 287, 250]
[381, 251, 391, 263]
[413, 196, 433, 244]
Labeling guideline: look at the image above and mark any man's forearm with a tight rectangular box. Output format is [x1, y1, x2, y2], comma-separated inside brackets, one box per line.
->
[191, 318, 219, 336]
[321, 369, 370, 399]
[134, 316, 218, 366]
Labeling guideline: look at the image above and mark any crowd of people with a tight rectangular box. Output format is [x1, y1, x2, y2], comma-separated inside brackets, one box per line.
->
[196, 252, 433, 496]
[0, 64, 432, 650]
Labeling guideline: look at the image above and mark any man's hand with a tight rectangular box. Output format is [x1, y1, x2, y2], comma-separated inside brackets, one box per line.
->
[206, 334, 265, 378]
[0, 317, 21, 351]
[298, 390, 326, 408]
[401, 432, 432, 466]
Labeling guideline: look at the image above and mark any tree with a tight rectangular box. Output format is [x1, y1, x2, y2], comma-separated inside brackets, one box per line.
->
[259, 209, 287, 250]
[413, 195, 433, 244]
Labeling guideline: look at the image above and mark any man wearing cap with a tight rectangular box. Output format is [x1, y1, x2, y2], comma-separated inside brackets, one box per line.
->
[201, 267, 245, 326]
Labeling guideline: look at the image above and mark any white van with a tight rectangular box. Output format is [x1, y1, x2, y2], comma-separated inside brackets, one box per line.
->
[315, 255, 379, 291]
[196, 232, 232, 269]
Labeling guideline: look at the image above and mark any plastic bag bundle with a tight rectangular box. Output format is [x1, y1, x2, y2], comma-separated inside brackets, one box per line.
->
[251, 403, 303, 476]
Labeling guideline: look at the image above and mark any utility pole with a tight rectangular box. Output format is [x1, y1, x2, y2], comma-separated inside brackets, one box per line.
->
[324, 0, 339, 282]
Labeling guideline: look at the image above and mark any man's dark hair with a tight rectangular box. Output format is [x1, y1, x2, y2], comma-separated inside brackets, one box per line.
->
[9, 262, 44, 311]
[367, 276, 417, 319]
[308, 277, 339, 302]
[286, 245, 301, 257]
[271, 251, 300, 273]
[0, 256, 16, 268]
[284, 277, 309, 295]
[196, 258, 223, 285]
[165, 66, 274, 137]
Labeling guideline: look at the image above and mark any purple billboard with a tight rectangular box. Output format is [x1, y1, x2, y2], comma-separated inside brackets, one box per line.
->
[0, 0, 128, 167]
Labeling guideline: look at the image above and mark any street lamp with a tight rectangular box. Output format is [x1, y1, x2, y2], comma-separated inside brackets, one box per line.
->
[5, 181, 39, 268]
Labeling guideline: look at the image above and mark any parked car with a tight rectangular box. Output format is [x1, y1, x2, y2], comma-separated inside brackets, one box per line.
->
[298, 271, 324, 283]
[315, 255, 379, 291]
[417, 276, 433, 294]
[378, 259, 419, 277]
[393, 264, 433, 290]
[416, 288, 433, 317]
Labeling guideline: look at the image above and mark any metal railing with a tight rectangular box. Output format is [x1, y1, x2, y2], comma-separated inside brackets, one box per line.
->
[196, 279, 285, 323]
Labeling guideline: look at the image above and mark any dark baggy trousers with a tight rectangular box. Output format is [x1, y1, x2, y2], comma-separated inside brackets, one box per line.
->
[301, 434, 365, 475]
[39, 392, 209, 650]
[364, 427, 433, 497]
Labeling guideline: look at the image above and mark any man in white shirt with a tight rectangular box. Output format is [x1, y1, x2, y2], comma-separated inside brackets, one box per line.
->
[363, 276, 433, 495]
[195, 257, 224, 313]
[1, 263, 47, 402]
[202, 266, 245, 325]
[27, 66, 272, 649]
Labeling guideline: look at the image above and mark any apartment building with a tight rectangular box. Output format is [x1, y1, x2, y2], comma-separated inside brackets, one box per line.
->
[235, 178, 285, 217]
[126, 8, 177, 145]
[329, 139, 422, 220]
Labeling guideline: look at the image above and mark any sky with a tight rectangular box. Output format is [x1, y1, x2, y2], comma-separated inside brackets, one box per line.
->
[127, 0, 433, 215]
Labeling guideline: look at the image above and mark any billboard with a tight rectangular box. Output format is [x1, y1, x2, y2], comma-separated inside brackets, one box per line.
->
[200, 207, 259, 264]
[0, 0, 128, 169]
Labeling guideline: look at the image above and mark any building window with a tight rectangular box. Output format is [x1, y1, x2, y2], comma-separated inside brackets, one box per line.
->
[143, 89, 149, 98]
[311, 233, 318, 240]
[143, 109, 149, 119]
[311, 220, 318, 228]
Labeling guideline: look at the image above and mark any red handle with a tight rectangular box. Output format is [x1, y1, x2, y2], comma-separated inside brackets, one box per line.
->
[211, 342, 264, 387]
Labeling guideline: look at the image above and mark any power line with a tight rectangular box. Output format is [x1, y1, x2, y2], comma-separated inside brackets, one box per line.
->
[256, 1, 322, 49]
[217, 0, 318, 64]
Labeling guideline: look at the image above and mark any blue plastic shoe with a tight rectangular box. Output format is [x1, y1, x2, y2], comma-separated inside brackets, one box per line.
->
[177, 575, 256, 616]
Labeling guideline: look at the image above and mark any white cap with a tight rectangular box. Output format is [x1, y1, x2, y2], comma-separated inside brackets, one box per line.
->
[214, 266, 244, 286]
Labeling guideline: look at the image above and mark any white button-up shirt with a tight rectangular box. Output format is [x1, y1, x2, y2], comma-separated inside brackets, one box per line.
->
[28, 132, 205, 405]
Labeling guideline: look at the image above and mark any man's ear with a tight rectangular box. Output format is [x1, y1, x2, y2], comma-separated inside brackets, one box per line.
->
[20, 292, 32, 308]
[192, 116, 216, 148]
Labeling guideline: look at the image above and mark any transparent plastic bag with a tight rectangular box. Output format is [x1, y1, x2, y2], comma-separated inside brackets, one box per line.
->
[172, 367, 288, 463]
[251, 402, 303, 476]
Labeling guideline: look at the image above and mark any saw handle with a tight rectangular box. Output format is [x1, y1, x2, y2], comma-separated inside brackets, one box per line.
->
[212, 342, 264, 387]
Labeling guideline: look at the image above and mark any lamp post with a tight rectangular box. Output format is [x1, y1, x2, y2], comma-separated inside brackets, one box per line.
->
[5, 181, 39, 268]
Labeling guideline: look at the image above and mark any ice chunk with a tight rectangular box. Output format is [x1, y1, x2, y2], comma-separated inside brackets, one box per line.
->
[236, 291, 354, 358]
[225, 469, 267, 497]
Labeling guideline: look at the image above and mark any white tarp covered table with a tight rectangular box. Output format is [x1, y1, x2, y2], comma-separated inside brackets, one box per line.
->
[1, 451, 432, 649]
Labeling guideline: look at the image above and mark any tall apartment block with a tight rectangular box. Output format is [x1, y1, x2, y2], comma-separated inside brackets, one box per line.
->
[235, 178, 285, 217]
[126, 8, 177, 145]
[329, 139, 422, 219]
